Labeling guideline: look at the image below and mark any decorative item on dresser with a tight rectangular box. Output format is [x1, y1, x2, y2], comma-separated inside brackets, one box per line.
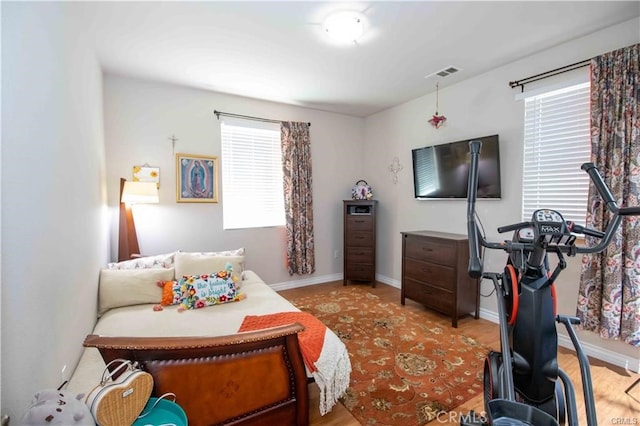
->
[343, 200, 377, 287]
[351, 180, 373, 200]
[401, 230, 479, 327]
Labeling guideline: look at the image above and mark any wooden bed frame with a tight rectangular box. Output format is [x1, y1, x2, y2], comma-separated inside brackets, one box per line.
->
[84, 323, 309, 426]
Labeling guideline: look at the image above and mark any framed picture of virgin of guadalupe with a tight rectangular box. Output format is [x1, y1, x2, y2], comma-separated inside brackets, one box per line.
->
[176, 153, 219, 203]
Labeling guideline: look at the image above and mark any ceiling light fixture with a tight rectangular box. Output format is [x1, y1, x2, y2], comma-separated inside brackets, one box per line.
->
[323, 11, 364, 44]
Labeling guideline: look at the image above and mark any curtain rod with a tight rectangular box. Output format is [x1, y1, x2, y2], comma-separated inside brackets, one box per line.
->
[509, 59, 591, 92]
[214, 110, 311, 127]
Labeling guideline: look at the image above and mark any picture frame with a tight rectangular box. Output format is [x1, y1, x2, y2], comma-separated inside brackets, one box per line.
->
[176, 153, 219, 203]
[133, 165, 160, 188]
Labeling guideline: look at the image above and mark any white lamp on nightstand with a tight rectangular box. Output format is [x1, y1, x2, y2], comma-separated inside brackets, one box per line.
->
[118, 179, 159, 261]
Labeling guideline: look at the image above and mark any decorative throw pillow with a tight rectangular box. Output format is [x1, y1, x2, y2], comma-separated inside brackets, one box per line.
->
[107, 252, 178, 270]
[174, 251, 245, 284]
[178, 264, 245, 311]
[98, 268, 175, 315]
[159, 280, 183, 306]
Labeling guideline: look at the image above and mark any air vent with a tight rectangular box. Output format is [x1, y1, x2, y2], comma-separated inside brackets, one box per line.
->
[424, 66, 461, 79]
[437, 66, 460, 77]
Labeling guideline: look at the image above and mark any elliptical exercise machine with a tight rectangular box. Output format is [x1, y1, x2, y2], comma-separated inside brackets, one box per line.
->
[462, 140, 640, 426]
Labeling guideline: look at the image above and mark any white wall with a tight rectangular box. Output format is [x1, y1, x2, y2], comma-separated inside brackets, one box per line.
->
[365, 18, 640, 369]
[104, 74, 365, 285]
[1, 3, 107, 421]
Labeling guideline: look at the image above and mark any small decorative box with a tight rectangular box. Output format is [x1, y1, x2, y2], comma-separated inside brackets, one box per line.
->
[352, 180, 373, 200]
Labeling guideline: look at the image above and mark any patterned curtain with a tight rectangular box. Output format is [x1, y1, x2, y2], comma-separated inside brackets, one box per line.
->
[577, 44, 640, 346]
[281, 121, 315, 275]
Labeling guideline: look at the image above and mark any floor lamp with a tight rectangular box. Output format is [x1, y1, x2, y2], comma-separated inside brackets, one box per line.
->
[118, 178, 159, 261]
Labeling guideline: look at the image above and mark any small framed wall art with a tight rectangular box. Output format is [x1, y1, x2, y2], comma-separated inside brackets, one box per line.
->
[176, 153, 219, 203]
[133, 164, 160, 188]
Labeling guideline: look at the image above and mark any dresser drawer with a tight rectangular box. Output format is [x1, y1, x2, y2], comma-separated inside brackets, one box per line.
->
[404, 278, 454, 314]
[346, 215, 373, 231]
[346, 247, 373, 263]
[404, 237, 457, 266]
[346, 231, 373, 247]
[346, 263, 374, 280]
[403, 258, 455, 290]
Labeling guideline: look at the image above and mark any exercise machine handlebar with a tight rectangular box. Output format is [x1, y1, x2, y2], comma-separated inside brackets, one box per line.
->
[467, 140, 483, 279]
[467, 143, 639, 279]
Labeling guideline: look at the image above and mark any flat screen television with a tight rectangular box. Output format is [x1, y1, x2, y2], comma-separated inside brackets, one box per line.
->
[412, 134, 501, 199]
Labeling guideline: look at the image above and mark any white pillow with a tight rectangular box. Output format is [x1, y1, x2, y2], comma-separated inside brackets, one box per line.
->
[174, 252, 245, 281]
[106, 251, 178, 270]
[200, 248, 245, 257]
[98, 268, 175, 315]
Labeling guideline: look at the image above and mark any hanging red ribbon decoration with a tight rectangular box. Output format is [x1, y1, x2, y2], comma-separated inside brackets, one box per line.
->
[428, 82, 447, 129]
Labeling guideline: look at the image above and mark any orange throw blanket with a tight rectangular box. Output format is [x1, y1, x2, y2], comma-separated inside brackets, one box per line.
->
[238, 311, 325, 373]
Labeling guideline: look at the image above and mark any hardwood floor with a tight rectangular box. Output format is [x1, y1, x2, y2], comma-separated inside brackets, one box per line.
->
[279, 280, 640, 426]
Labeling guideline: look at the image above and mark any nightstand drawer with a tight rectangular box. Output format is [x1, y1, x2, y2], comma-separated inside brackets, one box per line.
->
[346, 247, 373, 263]
[403, 258, 455, 290]
[346, 263, 374, 280]
[346, 215, 373, 231]
[346, 231, 373, 247]
[405, 238, 456, 266]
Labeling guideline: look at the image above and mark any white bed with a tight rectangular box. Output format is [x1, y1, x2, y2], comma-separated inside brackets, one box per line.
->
[68, 267, 350, 423]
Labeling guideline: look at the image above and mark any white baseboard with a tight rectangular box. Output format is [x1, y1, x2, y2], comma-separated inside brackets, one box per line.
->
[479, 307, 499, 323]
[271, 272, 401, 291]
[556, 334, 640, 373]
[273, 273, 639, 373]
[375, 273, 400, 288]
[270, 273, 343, 291]
[478, 308, 640, 373]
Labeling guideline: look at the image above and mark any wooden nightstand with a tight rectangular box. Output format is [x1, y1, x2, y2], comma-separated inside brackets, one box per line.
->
[343, 200, 377, 287]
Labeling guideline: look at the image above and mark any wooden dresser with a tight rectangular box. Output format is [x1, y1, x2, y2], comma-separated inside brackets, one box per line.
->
[343, 200, 377, 287]
[401, 230, 479, 327]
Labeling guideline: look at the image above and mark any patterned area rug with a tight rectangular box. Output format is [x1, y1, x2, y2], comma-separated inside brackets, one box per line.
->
[289, 286, 487, 425]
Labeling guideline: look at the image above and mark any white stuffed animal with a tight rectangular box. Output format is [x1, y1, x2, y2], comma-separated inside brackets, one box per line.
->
[21, 389, 94, 425]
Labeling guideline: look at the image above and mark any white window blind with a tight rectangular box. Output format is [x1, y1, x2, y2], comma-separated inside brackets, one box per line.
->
[522, 81, 591, 225]
[221, 119, 285, 230]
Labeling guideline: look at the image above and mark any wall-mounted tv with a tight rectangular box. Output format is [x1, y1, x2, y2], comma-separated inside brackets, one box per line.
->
[412, 134, 501, 199]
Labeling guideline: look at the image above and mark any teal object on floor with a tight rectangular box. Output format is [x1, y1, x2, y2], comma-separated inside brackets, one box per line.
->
[132, 396, 187, 426]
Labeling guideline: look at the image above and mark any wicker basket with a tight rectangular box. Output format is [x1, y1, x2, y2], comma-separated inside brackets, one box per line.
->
[85, 359, 153, 426]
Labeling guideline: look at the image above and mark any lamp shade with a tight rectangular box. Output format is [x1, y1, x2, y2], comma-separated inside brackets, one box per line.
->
[121, 181, 159, 204]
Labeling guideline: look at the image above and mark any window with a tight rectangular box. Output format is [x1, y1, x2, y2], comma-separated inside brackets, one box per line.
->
[220, 119, 285, 230]
[522, 81, 591, 225]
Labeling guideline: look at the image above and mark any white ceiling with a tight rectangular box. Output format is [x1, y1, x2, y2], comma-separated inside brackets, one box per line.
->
[82, 1, 640, 117]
